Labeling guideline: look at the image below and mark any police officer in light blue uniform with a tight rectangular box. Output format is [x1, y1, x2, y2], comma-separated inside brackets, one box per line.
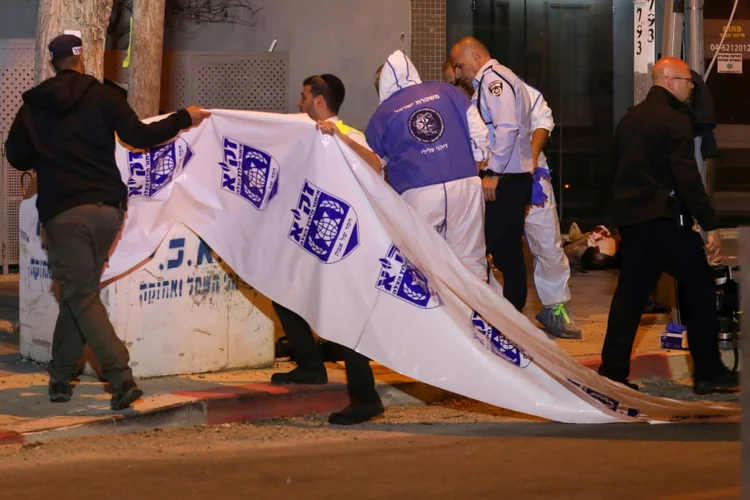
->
[442, 59, 581, 337]
[451, 37, 534, 312]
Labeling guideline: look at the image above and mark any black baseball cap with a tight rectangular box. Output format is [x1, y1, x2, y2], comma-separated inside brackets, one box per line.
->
[48, 34, 83, 61]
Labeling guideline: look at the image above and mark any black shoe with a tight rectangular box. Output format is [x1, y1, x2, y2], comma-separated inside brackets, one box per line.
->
[605, 378, 640, 391]
[620, 380, 640, 391]
[328, 402, 385, 426]
[49, 379, 73, 403]
[110, 379, 144, 411]
[270, 367, 328, 385]
[694, 369, 740, 395]
[598, 368, 640, 391]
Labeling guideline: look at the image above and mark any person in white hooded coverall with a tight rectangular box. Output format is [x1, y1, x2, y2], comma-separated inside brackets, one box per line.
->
[523, 84, 582, 339]
[345, 50, 491, 281]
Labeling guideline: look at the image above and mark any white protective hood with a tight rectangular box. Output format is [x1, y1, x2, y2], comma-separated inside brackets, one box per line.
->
[379, 50, 423, 103]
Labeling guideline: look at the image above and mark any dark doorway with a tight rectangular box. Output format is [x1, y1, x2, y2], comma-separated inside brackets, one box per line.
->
[460, 0, 615, 228]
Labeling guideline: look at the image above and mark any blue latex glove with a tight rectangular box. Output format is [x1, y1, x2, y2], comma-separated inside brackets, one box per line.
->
[531, 168, 551, 206]
[666, 322, 687, 334]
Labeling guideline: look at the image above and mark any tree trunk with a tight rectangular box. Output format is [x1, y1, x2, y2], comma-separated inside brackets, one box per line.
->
[34, 0, 114, 85]
[127, 0, 167, 119]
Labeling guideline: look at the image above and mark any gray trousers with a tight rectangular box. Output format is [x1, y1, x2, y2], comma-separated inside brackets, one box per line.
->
[44, 203, 133, 389]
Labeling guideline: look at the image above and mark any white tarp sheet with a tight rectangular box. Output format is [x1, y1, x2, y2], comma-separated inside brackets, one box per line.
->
[99, 110, 738, 424]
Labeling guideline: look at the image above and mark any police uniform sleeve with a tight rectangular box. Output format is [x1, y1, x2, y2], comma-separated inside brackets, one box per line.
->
[668, 118, 719, 231]
[530, 90, 554, 134]
[5, 105, 36, 172]
[449, 84, 490, 162]
[466, 105, 489, 162]
[104, 86, 193, 150]
[482, 75, 519, 174]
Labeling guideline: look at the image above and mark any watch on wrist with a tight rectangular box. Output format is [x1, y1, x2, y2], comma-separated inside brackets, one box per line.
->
[479, 169, 499, 179]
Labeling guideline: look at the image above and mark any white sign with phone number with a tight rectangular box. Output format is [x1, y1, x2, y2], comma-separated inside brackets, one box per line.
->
[718, 53, 743, 74]
[634, 0, 656, 73]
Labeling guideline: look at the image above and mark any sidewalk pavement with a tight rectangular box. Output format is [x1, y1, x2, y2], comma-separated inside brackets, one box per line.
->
[0, 234, 740, 445]
[0, 341, 442, 445]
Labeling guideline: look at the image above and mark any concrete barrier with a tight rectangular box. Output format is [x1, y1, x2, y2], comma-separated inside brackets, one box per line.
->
[18, 198, 276, 378]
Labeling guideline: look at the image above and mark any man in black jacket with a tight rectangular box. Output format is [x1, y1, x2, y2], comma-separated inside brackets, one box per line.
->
[598, 57, 737, 395]
[5, 34, 209, 410]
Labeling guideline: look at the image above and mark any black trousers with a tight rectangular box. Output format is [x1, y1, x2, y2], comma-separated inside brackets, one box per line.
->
[271, 302, 381, 406]
[45, 204, 133, 390]
[600, 218, 724, 382]
[484, 173, 533, 311]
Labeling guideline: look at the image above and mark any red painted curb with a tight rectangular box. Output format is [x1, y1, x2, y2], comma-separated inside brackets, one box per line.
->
[206, 386, 350, 425]
[180, 382, 352, 425]
[175, 382, 291, 400]
[577, 357, 603, 369]
[577, 352, 676, 380]
[0, 355, 688, 445]
[0, 383, 353, 446]
[0, 431, 25, 445]
[630, 353, 674, 379]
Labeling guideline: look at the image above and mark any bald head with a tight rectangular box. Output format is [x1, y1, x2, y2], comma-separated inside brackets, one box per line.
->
[652, 57, 694, 103]
[653, 57, 690, 80]
[450, 37, 491, 82]
[454, 37, 490, 58]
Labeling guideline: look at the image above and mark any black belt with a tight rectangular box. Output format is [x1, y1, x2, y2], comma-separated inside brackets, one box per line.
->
[480, 170, 532, 179]
[500, 172, 533, 178]
[102, 200, 128, 211]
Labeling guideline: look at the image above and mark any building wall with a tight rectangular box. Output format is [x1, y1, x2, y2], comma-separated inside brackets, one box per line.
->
[0, 0, 415, 131]
[0, 1, 36, 39]
[410, 0, 446, 81]
[0, 0, 450, 128]
[162, 0, 411, 130]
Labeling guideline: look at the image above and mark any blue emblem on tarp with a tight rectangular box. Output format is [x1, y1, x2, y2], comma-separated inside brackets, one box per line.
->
[470, 311, 532, 368]
[288, 180, 359, 264]
[567, 378, 641, 418]
[220, 137, 280, 210]
[376, 243, 442, 309]
[127, 138, 194, 199]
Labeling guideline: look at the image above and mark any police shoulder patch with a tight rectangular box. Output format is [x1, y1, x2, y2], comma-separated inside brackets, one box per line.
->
[488, 80, 503, 97]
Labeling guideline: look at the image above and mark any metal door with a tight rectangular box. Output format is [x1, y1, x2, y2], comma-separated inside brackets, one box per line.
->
[470, 0, 615, 227]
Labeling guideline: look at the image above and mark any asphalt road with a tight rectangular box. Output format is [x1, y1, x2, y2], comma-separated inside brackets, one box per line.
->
[0, 408, 739, 500]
